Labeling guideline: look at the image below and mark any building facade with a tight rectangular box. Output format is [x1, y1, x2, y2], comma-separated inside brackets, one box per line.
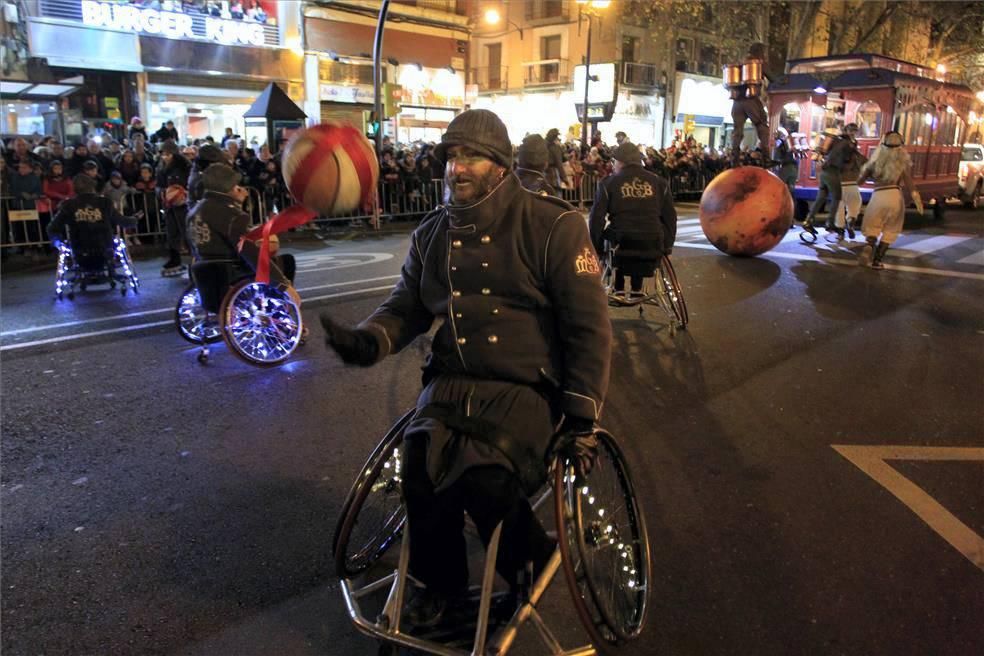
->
[467, 0, 667, 148]
[301, 0, 468, 144]
[2, 0, 304, 145]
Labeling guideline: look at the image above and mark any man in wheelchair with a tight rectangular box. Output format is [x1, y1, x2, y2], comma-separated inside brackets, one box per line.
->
[588, 141, 677, 298]
[186, 163, 299, 307]
[320, 109, 612, 629]
[47, 174, 138, 283]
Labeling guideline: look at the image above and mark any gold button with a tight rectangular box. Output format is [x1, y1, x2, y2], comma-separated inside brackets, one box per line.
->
[451, 266, 457, 271]
[457, 337, 467, 345]
[452, 290, 461, 297]
[480, 235, 491, 244]
[455, 312, 463, 319]
[487, 335, 498, 344]
[491, 308, 499, 315]
[452, 240, 462, 249]
[481, 262, 489, 268]
[481, 288, 490, 295]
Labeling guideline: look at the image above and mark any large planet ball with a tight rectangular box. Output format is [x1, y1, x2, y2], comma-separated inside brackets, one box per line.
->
[699, 166, 793, 256]
[281, 122, 379, 215]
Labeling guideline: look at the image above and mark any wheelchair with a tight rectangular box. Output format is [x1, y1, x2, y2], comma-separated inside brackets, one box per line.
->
[174, 260, 303, 366]
[600, 237, 688, 333]
[334, 410, 651, 655]
[55, 236, 140, 300]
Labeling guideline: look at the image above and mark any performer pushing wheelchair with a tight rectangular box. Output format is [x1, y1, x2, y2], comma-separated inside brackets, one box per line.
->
[588, 141, 678, 299]
[321, 108, 612, 629]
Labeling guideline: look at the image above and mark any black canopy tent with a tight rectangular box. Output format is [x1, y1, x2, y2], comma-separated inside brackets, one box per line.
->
[242, 83, 307, 154]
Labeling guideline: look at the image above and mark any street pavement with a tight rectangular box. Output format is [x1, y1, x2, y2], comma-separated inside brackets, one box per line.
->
[2, 206, 982, 656]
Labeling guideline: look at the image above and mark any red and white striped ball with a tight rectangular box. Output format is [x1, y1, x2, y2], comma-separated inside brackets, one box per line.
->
[280, 122, 379, 215]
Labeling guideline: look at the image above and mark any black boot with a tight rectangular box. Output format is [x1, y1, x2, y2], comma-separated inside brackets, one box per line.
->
[859, 236, 877, 267]
[845, 219, 856, 240]
[802, 217, 818, 236]
[871, 241, 890, 269]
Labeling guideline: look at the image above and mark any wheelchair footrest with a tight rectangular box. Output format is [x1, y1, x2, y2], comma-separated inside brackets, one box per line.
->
[405, 591, 514, 647]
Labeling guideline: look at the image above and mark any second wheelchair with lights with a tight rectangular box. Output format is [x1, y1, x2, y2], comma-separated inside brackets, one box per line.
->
[600, 230, 688, 332]
[174, 255, 304, 367]
[333, 410, 652, 655]
[48, 175, 141, 300]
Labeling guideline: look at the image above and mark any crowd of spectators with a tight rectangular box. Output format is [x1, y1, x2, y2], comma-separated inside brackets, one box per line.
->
[1, 116, 287, 249]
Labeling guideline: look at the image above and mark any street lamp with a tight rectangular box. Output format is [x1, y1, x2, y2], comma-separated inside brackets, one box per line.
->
[483, 6, 524, 39]
[577, 0, 610, 151]
[373, 0, 391, 157]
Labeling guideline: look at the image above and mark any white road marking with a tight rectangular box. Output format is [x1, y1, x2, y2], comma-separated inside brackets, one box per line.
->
[675, 241, 984, 281]
[0, 284, 397, 352]
[957, 250, 984, 266]
[0, 274, 401, 338]
[832, 444, 984, 571]
[890, 235, 975, 259]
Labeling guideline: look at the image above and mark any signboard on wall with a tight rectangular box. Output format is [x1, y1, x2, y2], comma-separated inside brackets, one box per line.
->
[573, 63, 617, 104]
[41, 0, 280, 47]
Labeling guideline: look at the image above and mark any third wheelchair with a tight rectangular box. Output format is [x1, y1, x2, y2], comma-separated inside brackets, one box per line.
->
[333, 411, 651, 655]
[600, 236, 688, 333]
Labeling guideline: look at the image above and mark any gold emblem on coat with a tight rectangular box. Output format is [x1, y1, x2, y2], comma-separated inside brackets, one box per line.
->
[620, 178, 654, 199]
[575, 247, 601, 276]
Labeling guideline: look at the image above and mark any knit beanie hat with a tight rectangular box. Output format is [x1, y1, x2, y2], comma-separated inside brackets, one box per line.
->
[202, 163, 242, 193]
[612, 141, 643, 164]
[517, 134, 548, 171]
[197, 144, 225, 164]
[434, 109, 512, 168]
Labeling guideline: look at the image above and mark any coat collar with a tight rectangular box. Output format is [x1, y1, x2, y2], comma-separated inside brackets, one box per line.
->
[446, 172, 521, 234]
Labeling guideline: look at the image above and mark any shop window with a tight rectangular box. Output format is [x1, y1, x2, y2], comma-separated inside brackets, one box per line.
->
[855, 101, 882, 138]
[780, 102, 801, 134]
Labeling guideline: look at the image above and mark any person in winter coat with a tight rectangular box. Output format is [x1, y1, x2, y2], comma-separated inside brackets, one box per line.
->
[515, 133, 556, 196]
[319, 109, 612, 629]
[186, 163, 298, 302]
[588, 141, 677, 296]
[157, 141, 193, 276]
[42, 160, 74, 213]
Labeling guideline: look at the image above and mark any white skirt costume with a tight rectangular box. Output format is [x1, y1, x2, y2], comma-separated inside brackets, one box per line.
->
[861, 185, 904, 244]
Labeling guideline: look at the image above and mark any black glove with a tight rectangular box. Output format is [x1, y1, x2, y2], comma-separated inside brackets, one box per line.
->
[319, 313, 379, 366]
[552, 416, 599, 475]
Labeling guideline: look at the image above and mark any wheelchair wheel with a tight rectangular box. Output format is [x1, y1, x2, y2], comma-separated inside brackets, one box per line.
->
[175, 284, 222, 344]
[554, 430, 651, 648]
[333, 409, 413, 579]
[657, 256, 688, 328]
[220, 279, 303, 367]
[600, 250, 616, 296]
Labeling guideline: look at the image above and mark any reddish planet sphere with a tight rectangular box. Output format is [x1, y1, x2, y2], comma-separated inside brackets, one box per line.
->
[699, 166, 793, 256]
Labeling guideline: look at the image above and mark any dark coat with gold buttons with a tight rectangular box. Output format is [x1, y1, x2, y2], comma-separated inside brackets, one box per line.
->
[360, 172, 612, 490]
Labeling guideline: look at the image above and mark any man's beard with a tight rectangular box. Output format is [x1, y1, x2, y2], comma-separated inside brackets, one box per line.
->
[447, 166, 501, 204]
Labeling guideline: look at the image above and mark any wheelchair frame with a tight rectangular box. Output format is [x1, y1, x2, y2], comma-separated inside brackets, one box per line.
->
[55, 237, 140, 300]
[334, 414, 651, 656]
[174, 262, 304, 366]
[601, 244, 688, 332]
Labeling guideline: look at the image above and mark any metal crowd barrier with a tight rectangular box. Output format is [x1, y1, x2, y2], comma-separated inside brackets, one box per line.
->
[1, 169, 713, 251]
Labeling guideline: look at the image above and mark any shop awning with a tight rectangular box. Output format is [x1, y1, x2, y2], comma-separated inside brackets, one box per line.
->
[243, 83, 307, 120]
[0, 80, 81, 99]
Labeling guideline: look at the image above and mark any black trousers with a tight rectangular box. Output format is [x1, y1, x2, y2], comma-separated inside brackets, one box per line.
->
[402, 435, 555, 596]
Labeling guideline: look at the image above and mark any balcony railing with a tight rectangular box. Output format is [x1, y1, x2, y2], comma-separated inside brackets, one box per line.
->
[622, 61, 658, 89]
[469, 66, 509, 93]
[523, 59, 570, 87]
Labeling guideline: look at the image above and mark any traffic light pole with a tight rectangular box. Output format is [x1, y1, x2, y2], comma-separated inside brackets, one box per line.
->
[580, 11, 592, 152]
[370, 0, 390, 230]
[373, 0, 391, 157]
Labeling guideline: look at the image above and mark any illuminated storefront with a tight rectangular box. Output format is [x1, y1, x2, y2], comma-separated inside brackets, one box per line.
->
[671, 73, 733, 148]
[18, 0, 301, 145]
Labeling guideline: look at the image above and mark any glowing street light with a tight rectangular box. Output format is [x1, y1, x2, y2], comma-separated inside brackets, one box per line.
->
[576, 0, 611, 150]
[482, 5, 523, 39]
